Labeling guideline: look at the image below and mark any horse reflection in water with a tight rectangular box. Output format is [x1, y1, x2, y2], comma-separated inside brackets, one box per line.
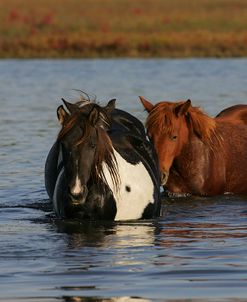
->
[55, 220, 156, 249]
[140, 96, 247, 196]
[45, 98, 160, 221]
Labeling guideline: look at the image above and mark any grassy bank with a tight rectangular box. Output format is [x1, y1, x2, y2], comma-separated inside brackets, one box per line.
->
[1, 0, 247, 58]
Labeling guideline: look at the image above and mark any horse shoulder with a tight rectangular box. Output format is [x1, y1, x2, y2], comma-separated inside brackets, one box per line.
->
[112, 109, 146, 139]
[44, 141, 60, 200]
[103, 147, 158, 220]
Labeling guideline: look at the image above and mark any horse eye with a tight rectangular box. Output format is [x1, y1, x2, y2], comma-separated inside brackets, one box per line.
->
[172, 135, 177, 141]
[66, 150, 72, 157]
[90, 143, 96, 149]
[63, 149, 72, 159]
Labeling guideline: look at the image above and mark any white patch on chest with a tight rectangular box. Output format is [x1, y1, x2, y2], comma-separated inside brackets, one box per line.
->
[103, 149, 155, 221]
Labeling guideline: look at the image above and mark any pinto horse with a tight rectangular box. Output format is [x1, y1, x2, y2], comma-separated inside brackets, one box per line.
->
[45, 99, 161, 220]
[140, 96, 247, 196]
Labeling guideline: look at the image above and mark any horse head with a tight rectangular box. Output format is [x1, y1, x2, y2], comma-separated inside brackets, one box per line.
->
[55, 98, 117, 218]
[140, 96, 192, 185]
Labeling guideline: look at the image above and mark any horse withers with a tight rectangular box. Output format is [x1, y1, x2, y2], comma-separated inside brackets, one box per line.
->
[140, 96, 247, 196]
[45, 98, 161, 221]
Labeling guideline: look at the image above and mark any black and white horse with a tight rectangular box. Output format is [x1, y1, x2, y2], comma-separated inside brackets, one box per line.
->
[45, 99, 161, 221]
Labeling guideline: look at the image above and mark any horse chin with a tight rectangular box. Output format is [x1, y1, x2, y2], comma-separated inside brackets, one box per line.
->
[64, 203, 102, 220]
[161, 171, 169, 186]
[65, 205, 90, 220]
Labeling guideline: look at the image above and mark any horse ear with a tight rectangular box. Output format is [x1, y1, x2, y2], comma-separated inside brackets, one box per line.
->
[139, 96, 154, 112]
[89, 107, 100, 126]
[175, 99, 191, 116]
[105, 98, 116, 115]
[57, 105, 69, 124]
[62, 98, 79, 114]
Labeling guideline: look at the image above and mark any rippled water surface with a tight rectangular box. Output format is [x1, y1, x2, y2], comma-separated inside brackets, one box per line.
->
[0, 59, 247, 302]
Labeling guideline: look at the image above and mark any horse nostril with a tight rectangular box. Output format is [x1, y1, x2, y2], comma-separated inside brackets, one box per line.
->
[70, 192, 82, 200]
[68, 185, 88, 205]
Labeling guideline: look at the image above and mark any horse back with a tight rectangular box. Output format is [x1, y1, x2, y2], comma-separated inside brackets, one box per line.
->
[111, 109, 146, 139]
[216, 104, 247, 125]
[109, 109, 160, 188]
[217, 121, 247, 194]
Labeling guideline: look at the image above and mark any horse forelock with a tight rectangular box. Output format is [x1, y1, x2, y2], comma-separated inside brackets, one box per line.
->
[57, 112, 89, 145]
[57, 105, 120, 190]
[146, 101, 220, 148]
[146, 102, 180, 136]
[93, 127, 120, 191]
[57, 102, 106, 143]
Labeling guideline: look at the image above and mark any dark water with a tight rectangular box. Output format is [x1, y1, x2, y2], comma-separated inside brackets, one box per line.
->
[0, 59, 247, 302]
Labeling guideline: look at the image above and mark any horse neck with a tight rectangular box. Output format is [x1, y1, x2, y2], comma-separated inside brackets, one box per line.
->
[172, 118, 190, 159]
[174, 130, 212, 171]
[174, 121, 226, 182]
[96, 131, 120, 191]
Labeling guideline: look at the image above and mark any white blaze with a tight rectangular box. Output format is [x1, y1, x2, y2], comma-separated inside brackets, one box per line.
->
[71, 174, 82, 194]
[70, 160, 82, 194]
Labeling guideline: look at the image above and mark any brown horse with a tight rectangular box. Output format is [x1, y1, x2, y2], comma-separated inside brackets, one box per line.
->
[140, 96, 247, 196]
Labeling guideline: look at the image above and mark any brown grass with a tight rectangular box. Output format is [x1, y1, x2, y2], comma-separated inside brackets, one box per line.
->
[1, 0, 247, 58]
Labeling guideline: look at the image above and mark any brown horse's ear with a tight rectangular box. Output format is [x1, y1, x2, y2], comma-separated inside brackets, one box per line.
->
[139, 96, 154, 113]
[89, 106, 100, 127]
[62, 98, 79, 114]
[175, 99, 191, 116]
[57, 105, 69, 125]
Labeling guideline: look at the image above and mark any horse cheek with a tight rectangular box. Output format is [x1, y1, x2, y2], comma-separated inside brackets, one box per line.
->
[159, 139, 175, 174]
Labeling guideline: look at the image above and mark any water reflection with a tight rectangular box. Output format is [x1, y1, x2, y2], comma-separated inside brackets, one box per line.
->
[2, 196, 247, 301]
[6, 295, 245, 302]
[53, 195, 247, 254]
[62, 296, 151, 302]
[55, 220, 157, 249]
[2, 59, 247, 301]
[60, 297, 247, 302]
[157, 196, 247, 246]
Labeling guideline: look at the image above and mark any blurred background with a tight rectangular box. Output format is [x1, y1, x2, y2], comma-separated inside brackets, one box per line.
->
[1, 0, 247, 58]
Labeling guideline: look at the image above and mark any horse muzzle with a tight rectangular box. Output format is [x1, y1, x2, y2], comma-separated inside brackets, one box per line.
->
[69, 185, 88, 205]
[161, 171, 169, 186]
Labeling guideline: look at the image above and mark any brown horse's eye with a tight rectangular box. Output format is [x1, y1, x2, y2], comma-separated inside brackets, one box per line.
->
[172, 135, 177, 141]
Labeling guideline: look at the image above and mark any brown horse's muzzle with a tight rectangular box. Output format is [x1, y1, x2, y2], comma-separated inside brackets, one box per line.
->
[161, 171, 169, 186]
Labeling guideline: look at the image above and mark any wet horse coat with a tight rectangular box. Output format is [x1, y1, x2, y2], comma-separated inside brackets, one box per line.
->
[140, 97, 247, 196]
[45, 99, 161, 220]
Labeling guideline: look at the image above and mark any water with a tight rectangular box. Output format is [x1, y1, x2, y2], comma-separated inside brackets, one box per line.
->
[0, 59, 247, 302]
